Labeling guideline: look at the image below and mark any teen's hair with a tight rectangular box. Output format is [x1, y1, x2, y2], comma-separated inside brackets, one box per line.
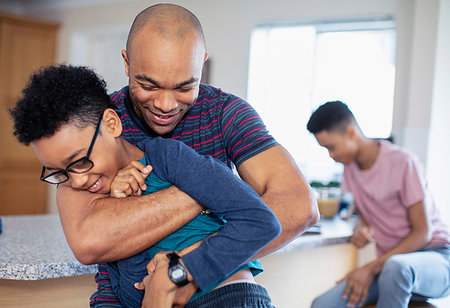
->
[10, 64, 113, 145]
[306, 101, 358, 134]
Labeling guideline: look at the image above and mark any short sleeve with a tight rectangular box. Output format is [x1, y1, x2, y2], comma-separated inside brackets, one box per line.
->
[399, 154, 426, 207]
[221, 96, 278, 167]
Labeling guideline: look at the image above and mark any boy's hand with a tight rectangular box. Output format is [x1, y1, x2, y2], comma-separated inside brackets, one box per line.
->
[338, 264, 375, 308]
[351, 225, 373, 248]
[110, 161, 152, 198]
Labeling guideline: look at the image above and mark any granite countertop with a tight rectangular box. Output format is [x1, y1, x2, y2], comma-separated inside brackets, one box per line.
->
[0, 214, 355, 281]
[0, 214, 97, 280]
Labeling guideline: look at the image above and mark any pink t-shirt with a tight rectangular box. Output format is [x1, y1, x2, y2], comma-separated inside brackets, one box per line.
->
[342, 140, 449, 256]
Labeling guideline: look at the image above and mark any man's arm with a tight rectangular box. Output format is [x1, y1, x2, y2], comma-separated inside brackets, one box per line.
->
[237, 145, 319, 257]
[57, 184, 202, 264]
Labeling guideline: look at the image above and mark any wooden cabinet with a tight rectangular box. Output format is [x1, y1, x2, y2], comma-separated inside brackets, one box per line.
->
[0, 13, 59, 215]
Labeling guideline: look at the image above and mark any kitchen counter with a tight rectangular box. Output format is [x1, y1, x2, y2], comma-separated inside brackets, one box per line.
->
[0, 215, 98, 307]
[274, 215, 355, 254]
[256, 216, 358, 308]
[0, 214, 354, 280]
[0, 214, 97, 280]
[0, 213, 356, 307]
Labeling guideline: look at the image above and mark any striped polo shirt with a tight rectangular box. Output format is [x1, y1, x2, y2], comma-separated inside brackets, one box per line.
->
[90, 84, 278, 307]
[110, 84, 278, 169]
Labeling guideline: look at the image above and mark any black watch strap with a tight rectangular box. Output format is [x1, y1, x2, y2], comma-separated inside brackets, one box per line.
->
[166, 252, 189, 287]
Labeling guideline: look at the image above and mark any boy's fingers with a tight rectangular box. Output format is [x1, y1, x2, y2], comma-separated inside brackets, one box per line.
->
[130, 161, 152, 174]
[127, 168, 148, 191]
[362, 228, 374, 242]
[134, 281, 145, 290]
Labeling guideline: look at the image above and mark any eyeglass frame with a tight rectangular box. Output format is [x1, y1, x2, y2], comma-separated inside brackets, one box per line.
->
[40, 118, 102, 185]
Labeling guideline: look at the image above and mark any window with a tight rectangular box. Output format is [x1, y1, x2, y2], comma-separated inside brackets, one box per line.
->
[71, 26, 129, 92]
[248, 19, 396, 182]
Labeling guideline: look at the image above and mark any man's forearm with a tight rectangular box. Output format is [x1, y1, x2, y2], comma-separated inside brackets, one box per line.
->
[57, 185, 202, 264]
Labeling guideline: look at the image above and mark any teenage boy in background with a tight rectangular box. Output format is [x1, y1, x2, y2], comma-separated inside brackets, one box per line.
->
[10, 64, 281, 307]
[307, 101, 449, 308]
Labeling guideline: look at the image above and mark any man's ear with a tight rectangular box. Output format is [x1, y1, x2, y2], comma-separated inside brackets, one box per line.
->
[102, 108, 122, 137]
[121, 49, 130, 77]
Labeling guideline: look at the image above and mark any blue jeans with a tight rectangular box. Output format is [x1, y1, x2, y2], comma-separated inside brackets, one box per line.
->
[311, 245, 450, 308]
[186, 283, 273, 308]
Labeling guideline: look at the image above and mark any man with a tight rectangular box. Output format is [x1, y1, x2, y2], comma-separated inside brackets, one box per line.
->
[307, 101, 450, 308]
[56, 4, 318, 306]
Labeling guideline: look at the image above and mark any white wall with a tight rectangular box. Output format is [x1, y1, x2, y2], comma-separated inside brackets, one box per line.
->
[400, 0, 439, 165]
[2, 0, 448, 218]
[427, 0, 450, 224]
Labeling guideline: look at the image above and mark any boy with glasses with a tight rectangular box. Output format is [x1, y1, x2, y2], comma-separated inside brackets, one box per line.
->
[10, 64, 281, 308]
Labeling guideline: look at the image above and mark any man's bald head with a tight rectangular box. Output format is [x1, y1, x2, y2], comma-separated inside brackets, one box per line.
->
[126, 4, 206, 57]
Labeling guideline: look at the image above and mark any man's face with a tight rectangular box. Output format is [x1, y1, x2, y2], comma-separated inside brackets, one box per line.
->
[32, 123, 122, 194]
[314, 129, 358, 165]
[123, 31, 207, 136]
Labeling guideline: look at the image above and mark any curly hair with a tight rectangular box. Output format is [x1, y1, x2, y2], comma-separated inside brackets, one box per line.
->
[10, 64, 113, 145]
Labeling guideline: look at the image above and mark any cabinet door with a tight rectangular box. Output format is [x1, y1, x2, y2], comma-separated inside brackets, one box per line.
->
[0, 170, 48, 214]
[0, 15, 58, 214]
[0, 17, 58, 168]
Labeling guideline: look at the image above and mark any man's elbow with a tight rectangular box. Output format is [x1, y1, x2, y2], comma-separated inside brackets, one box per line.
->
[70, 235, 107, 265]
[291, 194, 319, 235]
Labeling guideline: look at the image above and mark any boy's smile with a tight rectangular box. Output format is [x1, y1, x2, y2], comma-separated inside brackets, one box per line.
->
[32, 122, 122, 195]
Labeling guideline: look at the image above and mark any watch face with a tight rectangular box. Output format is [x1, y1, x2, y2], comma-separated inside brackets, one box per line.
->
[172, 267, 185, 280]
[167, 252, 189, 286]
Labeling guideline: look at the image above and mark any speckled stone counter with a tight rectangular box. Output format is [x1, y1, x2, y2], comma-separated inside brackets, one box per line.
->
[0, 214, 97, 280]
[0, 213, 356, 307]
[0, 214, 354, 281]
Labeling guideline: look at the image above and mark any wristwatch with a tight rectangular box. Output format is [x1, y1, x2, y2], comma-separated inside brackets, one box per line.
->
[166, 252, 190, 287]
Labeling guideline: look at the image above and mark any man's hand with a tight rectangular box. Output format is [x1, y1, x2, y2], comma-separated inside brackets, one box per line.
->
[338, 265, 375, 308]
[135, 251, 197, 308]
[110, 161, 152, 198]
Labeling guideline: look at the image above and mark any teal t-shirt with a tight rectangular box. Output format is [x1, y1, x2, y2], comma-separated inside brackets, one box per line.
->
[139, 157, 263, 301]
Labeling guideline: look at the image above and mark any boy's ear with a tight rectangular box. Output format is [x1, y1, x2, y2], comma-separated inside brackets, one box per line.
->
[346, 125, 358, 140]
[102, 108, 122, 137]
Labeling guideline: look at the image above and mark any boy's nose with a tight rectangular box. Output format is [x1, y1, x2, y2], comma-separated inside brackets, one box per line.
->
[69, 172, 89, 189]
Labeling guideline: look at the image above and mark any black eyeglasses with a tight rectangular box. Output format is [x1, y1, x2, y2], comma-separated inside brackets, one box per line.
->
[40, 119, 102, 185]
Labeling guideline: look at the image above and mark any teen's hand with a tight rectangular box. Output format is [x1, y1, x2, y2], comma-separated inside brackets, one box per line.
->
[338, 265, 375, 308]
[135, 251, 197, 308]
[351, 224, 373, 248]
[110, 161, 152, 198]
